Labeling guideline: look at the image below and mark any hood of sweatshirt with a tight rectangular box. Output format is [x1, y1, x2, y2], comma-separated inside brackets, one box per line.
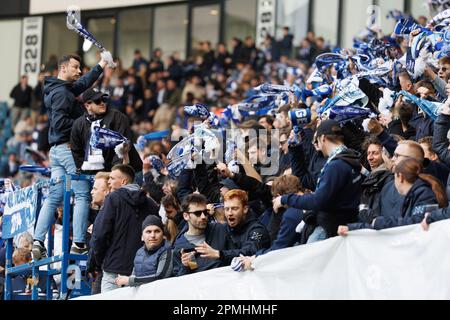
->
[44, 77, 69, 95]
[115, 184, 149, 209]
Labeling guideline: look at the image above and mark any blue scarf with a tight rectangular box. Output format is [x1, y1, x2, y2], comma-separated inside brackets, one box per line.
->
[316, 145, 348, 189]
[82, 119, 105, 171]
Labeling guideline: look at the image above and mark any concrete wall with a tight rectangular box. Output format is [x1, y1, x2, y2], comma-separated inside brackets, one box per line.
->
[30, 0, 181, 14]
[0, 19, 22, 106]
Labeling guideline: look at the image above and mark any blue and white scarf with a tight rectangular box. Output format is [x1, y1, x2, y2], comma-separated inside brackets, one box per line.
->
[316, 145, 348, 189]
[82, 119, 105, 171]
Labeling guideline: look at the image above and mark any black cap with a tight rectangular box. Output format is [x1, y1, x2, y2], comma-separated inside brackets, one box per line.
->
[142, 215, 164, 233]
[219, 178, 239, 190]
[316, 120, 343, 137]
[80, 88, 109, 104]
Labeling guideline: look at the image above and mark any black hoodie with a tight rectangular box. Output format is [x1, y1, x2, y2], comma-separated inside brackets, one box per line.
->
[222, 216, 270, 264]
[44, 64, 103, 145]
[90, 184, 160, 275]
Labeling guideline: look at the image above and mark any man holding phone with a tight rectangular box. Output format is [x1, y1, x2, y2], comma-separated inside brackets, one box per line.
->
[172, 194, 234, 277]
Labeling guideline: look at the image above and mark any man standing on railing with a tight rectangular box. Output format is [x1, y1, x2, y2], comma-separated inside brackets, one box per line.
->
[32, 51, 115, 260]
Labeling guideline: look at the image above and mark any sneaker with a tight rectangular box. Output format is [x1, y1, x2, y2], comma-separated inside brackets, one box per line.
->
[70, 243, 88, 255]
[32, 241, 48, 261]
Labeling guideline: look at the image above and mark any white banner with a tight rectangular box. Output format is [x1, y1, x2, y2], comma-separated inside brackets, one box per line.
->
[19, 16, 43, 87]
[256, 0, 277, 47]
[77, 220, 450, 300]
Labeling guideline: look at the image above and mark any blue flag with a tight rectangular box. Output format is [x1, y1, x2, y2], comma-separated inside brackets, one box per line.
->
[394, 19, 432, 36]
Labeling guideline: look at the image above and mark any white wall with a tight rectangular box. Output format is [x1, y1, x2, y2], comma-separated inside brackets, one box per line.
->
[341, 0, 372, 49]
[312, 0, 339, 46]
[377, 0, 405, 35]
[0, 19, 22, 105]
[276, 0, 309, 46]
[30, 0, 181, 14]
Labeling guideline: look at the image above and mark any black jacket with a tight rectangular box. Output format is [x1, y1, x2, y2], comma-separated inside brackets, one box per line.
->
[44, 64, 104, 146]
[433, 114, 450, 168]
[222, 217, 270, 264]
[388, 119, 416, 140]
[10, 84, 32, 108]
[90, 184, 160, 275]
[70, 108, 142, 173]
[194, 163, 221, 204]
[360, 167, 393, 223]
[289, 128, 327, 191]
[231, 173, 273, 210]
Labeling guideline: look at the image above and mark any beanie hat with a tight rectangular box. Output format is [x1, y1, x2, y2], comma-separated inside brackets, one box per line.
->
[142, 215, 164, 232]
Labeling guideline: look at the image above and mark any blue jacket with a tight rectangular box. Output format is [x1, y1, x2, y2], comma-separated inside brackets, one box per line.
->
[282, 150, 362, 237]
[129, 240, 173, 287]
[426, 206, 450, 224]
[372, 179, 438, 230]
[44, 64, 104, 145]
[257, 207, 302, 256]
[413, 115, 434, 141]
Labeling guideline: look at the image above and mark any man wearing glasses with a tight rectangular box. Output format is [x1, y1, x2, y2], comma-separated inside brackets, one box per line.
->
[340, 140, 430, 234]
[172, 194, 234, 277]
[70, 88, 142, 175]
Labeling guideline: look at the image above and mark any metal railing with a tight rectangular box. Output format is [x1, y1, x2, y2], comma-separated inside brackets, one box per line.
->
[4, 174, 92, 300]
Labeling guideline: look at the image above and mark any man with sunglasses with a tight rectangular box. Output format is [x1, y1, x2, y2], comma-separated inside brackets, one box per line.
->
[172, 194, 234, 277]
[70, 88, 142, 175]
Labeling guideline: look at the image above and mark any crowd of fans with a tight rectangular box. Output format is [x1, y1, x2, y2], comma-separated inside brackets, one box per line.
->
[2, 3, 450, 298]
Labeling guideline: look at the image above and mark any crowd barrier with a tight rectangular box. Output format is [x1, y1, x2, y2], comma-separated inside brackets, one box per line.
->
[3, 175, 92, 300]
[77, 220, 450, 300]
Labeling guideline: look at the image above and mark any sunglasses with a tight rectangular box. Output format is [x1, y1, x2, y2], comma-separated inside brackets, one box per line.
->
[188, 209, 209, 217]
[87, 97, 107, 105]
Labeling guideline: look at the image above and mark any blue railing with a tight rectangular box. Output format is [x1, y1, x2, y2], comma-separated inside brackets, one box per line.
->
[3, 174, 93, 300]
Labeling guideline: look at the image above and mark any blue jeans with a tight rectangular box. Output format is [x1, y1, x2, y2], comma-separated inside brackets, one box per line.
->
[34, 144, 90, 244]
[306, 226, 327, 244]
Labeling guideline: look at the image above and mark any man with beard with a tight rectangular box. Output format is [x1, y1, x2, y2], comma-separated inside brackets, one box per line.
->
[172, 194, 234, 276]
[32, 52, 114, 260]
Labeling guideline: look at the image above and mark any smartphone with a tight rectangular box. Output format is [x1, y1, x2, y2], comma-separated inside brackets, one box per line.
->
[182, 247, 196, 254]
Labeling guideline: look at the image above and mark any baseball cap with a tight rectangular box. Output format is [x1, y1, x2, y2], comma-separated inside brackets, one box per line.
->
[220, 178, 239, 190]
[316, 120, 344, 137]
[80, 88, 109, 104]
